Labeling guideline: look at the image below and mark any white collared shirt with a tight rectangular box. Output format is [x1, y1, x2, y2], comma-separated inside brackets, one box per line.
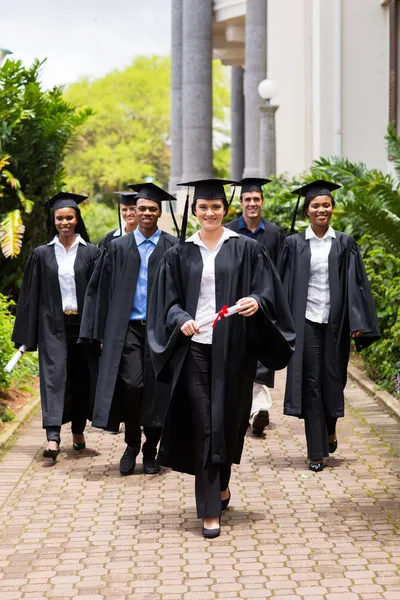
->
[305, 225, 336, 324]
[185, 227, 239, 344]
[48, 234, 87, 312]
[112, 226, 128, 237]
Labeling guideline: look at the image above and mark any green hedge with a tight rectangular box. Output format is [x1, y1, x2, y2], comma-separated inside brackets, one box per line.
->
[0, 293, 38, 397]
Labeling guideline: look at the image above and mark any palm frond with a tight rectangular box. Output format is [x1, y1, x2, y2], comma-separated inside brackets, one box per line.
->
[0, 210, 25, 258]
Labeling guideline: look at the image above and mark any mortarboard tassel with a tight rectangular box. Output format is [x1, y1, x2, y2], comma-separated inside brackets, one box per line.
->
[179, 192, 190, 244]
[290, 195, 302, 234]
[169, 198, 180, 238]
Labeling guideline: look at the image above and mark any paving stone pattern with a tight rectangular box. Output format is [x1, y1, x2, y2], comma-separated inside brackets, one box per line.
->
[1, 372, 400, 599]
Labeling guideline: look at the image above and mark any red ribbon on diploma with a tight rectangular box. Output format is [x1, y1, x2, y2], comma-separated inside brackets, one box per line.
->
[212, 305, 229, 329]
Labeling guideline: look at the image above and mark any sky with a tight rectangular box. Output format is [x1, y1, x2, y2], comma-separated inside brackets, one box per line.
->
[0, 0, 172, 89]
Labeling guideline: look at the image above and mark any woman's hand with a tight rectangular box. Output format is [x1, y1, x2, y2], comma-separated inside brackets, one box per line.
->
[351, 330, 365, 339]
[181, 320, 200, 336]
[236, 297, 259, 317]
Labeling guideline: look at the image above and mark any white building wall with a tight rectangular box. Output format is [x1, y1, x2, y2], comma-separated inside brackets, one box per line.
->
[340, 0, 389, 171]
[267, 0, 312, 175]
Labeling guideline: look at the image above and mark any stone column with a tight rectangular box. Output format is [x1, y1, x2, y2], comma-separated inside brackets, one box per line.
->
[259, 104, 278, 176]
[181, 0, 213, 181]
[169, 0, 183, 194]
[230, 66, 245, 181]
[243, 0, 267, 178]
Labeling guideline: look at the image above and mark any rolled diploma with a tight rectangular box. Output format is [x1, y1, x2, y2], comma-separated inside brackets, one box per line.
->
[5, 345, 27, 373]
[197, 304, 241, 329]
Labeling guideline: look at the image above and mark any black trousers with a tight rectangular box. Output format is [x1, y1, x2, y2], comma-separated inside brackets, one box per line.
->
[183, 342, 231, 519]
[302, 319, 338, 460]
[115, 321, 160, 458]
[46, 316, 89, 444]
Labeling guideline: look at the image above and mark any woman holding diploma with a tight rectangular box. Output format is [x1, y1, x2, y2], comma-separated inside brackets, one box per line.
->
[147, 179, 295, 538]
[12, 193, 99, 461]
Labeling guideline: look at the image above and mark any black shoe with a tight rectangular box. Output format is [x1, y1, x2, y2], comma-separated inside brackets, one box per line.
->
[221, 489, 231, 511]
[202, 519, 221, 539]
[143, 456, 160, 475]
[73, 438, 86, 451]
[119, 446, 137, 475]
[252, 410, 270, 436]
[43, 447, 60, 462]
[328, 437, 338, 454]
[309, 461, 324, 473]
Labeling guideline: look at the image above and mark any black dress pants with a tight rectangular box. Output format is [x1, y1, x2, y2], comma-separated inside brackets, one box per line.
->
[183, 342, 231, 519]
[115, 321, 160, 458]
[46, 316, 89, 444]
[302, 319, 338, 460]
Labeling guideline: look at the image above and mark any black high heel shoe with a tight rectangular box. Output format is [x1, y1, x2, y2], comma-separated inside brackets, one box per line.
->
[43, 447, 60, 462]
[221, 489, 231, 511]
[328, 437, 338, 454]
[202, 518, 221, 539]
[73, 441, 86, 451]
[73, 436, 86, 451]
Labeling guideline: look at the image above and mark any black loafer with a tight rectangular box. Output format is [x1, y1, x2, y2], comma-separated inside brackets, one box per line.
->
[143, 456, 160, 475]
[328, 438, 338, 454]
[43, 447, 60, 462]
[309, 461, 324, 473]
[119, 446, 137, 475]
[221, 490, 231, 511]
[252, 410, 270, 436]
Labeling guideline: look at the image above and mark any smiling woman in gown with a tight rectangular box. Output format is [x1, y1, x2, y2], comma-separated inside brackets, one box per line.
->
[147, 178, 295, 538]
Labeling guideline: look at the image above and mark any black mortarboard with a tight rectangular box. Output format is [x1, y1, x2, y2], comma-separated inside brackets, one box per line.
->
[236, 178, 272, 194]
[178, 178, 237, 201]
[127, 182, 176, 207]
[177, 178, 239, 243]
[127, 182, 180, 237]
[113, 191, 138, 206]
[42, 192, 88, 213]
[290, 180, 341, 233]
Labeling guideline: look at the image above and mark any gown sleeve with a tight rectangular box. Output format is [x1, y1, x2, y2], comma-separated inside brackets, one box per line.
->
[147, 250, 192, 380]
[247, 246, 296, 370]
[347, 239, 380, 351]
[12, 251, 41, 351]
[79, 247, 114, 342]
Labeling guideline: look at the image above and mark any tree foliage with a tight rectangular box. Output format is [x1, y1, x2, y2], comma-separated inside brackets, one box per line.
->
[0, 58, 92, 296]
[64, 56, 231, 196]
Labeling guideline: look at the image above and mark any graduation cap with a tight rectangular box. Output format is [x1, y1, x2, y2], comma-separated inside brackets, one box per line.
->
[112, 191, 138, 237]
[177, 178, 239, 244]
[113, 191, 138, 206]
[236, 178, 272, 194]
[290, 180, 341, 234]
[127, 182, 180, 237]
[42, 192, 88, 213]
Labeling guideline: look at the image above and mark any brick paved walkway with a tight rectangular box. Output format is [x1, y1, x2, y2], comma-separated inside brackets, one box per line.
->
[1, 372, 400, 600]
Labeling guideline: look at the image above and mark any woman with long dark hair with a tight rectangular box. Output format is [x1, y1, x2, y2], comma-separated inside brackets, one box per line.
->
[12, 192, 99, 461]
[147, 179, 295, 538]
[278, 180, 380, 472]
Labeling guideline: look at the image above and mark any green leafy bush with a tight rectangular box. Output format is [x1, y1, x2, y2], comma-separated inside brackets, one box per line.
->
[0, 292, 38, 394]
[358, 236, 400, 393]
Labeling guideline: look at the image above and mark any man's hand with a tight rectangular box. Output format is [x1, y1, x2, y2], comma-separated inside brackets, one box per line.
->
[181, 320, 201, 336]
[236, 297, 259, 317]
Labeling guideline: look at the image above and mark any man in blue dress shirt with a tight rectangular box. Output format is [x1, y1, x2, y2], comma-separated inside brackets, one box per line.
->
[80, 184, 177, 475]
[225, 178, 285, 436]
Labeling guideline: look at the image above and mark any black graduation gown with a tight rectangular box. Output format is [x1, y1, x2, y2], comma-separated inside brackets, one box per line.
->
[278, 230, 380, 419]
[225, 217, 285, 265]
[79, 230, 178, 430]
[225, 216, 286, 387]
[147, 235, 296, 476]
[12, 242, 100, 427]
[98, 229, 118, 250]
